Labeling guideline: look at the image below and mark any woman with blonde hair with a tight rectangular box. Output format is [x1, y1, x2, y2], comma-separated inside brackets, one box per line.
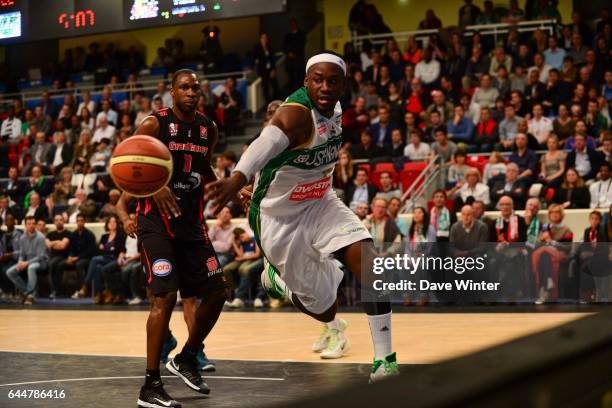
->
[539, 134, 566, 189]
[483, 151, 507, 184]
[72, 128, 95, 171]
[531, 204, 574, 303]
[333, 149, 354, 193]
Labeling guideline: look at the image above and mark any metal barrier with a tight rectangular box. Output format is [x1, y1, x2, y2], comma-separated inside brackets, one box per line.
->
[351, 19, 559, 51]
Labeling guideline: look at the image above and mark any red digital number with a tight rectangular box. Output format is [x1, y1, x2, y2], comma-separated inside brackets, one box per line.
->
[58, 9, 95, 30]
[183, 154, 192, 173]
[0, 1, 15, 7]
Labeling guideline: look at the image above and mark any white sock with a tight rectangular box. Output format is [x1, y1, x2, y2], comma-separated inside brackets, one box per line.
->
[367, 312, 392, 360]
[326, 318, 342, 331]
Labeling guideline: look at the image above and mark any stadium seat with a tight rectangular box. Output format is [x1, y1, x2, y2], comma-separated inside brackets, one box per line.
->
[374, 162, 395, 174]
[357, 163, 371, 174]
[399, 168, 424, 193]
[402, 161, 427, 172]
[544, 188, 555, 203]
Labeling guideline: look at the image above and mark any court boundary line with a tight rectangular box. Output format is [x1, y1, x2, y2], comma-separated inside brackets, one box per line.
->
[0, 375, 284, 387]
[0, 349, 388, 365]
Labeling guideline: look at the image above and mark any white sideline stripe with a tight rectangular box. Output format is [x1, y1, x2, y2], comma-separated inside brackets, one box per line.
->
[0, 375, 284, 387]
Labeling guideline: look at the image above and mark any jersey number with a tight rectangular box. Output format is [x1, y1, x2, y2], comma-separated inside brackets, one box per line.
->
[183, 154, 192, 172]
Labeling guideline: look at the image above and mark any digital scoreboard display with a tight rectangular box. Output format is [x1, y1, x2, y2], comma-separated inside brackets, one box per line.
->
[0, 0, 285, 44]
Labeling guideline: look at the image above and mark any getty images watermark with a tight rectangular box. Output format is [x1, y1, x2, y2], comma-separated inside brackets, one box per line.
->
[360, 242, 612, 303]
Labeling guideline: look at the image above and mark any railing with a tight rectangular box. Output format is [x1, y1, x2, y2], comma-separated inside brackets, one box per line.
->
[350, 19, 559, 51]
[399, 154, 440, 212]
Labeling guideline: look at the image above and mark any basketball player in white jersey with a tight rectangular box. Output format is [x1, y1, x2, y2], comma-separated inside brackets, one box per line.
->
[205, 52, 398, 381]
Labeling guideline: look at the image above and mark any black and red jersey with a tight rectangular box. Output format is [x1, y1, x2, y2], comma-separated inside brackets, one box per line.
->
[137, 108, 214, 240]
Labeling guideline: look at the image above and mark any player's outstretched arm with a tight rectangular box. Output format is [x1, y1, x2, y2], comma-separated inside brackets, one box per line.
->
[204, 105, 311, 212]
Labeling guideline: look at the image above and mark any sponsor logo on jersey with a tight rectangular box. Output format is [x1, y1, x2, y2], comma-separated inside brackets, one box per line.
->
[152, 259, 172, 277]
[173, 172, 202, 191]
[206, 257, 223, 277]
[291, 137, 341, 168]
[338, 222, 366, 234]
[316, 120, 327, 136]
[169, 123, 178, 137]
[289, 176, 331, 201]
[200, 126, 208, 138]
[157, 108, 168, 117]
[168, 141, 209, 155]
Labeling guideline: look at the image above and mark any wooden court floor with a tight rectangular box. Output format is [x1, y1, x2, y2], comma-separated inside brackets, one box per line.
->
[0, 309, 591, 364]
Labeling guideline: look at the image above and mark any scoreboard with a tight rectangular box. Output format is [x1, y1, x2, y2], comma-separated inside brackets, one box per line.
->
[0, 0, 285, 44]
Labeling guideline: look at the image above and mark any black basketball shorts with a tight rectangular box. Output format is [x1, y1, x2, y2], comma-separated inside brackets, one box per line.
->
[139, 231, 229, 298]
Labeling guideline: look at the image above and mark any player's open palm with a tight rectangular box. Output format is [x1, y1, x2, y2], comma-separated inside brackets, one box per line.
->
[205, 172, 247, 213]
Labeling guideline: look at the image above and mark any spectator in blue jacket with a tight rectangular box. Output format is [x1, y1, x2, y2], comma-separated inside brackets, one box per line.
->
[447, 105, 474, 144]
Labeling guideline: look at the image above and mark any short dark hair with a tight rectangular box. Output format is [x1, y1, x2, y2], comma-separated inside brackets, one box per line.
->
[24, 215, 36, 223]
[171, 69, 198, 87]
[76, 213, 86, 221]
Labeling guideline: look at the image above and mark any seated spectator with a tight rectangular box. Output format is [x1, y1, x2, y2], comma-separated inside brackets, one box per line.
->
[50, 131, 73, 175]
[219, 77, 242, 136]
[553, 104, 576, 146]
[473, 107, 498, 153]
[0, 214, 22, 295]
[524, 69, 545, 111]
[471, 74, 499, 110]
[584, 99, 609, 139]
[386, 128, 406, 160]
[153, 80, 172, 108]
[20, 132, 53, 176]
[209, 206, 236, 267]
[414, 47, 440, 89]
[6, 216, 47, 304]
[98, 189, 121, 220]
[134, 98, 152, 127]
[590, 163, 612, 208]
[64, 188, 97, 223]
[599, 133, 611, 165]
[565, 133, 604, 182]
[553, 168, 590, 209]
[543, 36, 566, 70]
[404, 129, 430, 161]
[483, 151, 507, 184]
[80, 107, 95, 131]
[77, 90, 96, 117]
[430, 190, 457, 242]
[538, 134, 566, 189]
[528, 53, 552, 84]
[465, 47, 489, 80]
[490, 46, 513, 78]
[22, 192, 48, 223]
[375, 171, 401, 201]
[0, 195, 18, 225]
[563, 120, 597, 151]
[450, 167, 491, 208]
[492, 65, 511, 100]
[527, 103, 553, 147]
[89, 138, 112, 172]
[46, 167, 75, 210]
[423, 110, 443, 143]
[387, 197, 408, 237]
[449, 204, 489, 243]
[430, 127, 458, 166]
[349, 129, 385, 160]
[345, 167, 378, 210]
[508, 133, 538, 185]
[223, 227, 261, 308]
[523, 197, 542, 248]
[32, 106, 52, 136]
[96, 100, 118, 127]
[1, 107, 22, 145]
[71, 163, 97, 196]
[497, 105, 522, 151]
[424, 90, 453, 126]
[405, 78, 428, 116]
[46, 214, 70, 298]
[567, 32, 588, 66]
[369, 106, 397, 148]
[92, 114, 116, 145]
[105, 213, 141, 305]
[510, 65, 528, 94]
[342, 96, 369, 143]
[1, 167, 26, 207]
[491, 195, 526, 242]
[447, 105, 474, 144]
[80, 215, 126, 304]
[447, 151, 470, 188]
[543, 70, 572, 115]
[408, 206, 436, 244]
[72, 129, 95, 171]
[363, 198, 402, 254]
[531, 204, 573, 303]
[491, 163, 527, 209]
[333, 150, 355, 194]
[63, 214, 96, 299]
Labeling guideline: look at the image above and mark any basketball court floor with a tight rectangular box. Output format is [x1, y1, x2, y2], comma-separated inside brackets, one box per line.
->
[0, 305, 601, 407]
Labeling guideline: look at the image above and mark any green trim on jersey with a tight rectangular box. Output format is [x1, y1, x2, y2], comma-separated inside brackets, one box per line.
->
[284, 87, 314, 110]
[248, 133, 342, 272]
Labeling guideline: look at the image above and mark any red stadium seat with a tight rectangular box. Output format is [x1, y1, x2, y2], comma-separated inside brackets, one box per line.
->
[374, 162, 395, 173]
[399, 168, 424, 193]
[403, 161, 427, 172]
[357, 163, 371, 174]
[544, 188, 555, 203]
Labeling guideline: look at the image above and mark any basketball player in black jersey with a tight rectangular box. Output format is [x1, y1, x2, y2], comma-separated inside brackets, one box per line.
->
[117, 69, 229, 408]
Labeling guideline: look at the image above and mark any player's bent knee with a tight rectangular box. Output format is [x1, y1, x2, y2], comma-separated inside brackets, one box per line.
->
[203, 288, 228, 306]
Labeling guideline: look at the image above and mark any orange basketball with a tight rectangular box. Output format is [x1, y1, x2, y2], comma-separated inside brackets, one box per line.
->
[109, 135, 173, 197]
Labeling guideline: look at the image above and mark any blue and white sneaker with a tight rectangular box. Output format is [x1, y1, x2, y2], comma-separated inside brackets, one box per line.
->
[196, 346, 216, 372]
[160, 332, 178, 364]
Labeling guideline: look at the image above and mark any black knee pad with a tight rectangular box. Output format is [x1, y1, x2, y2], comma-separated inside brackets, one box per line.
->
[362, 301, 391, 316]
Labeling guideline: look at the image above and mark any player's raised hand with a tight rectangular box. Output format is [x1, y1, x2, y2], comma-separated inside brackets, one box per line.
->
[238, 186, 253, 211]
[205, 172, 247, 215]
[153, 186, 181, 218]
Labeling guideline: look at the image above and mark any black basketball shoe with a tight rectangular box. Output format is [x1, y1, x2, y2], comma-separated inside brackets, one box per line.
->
[137, 378, 181, 408]
[166, 355, 210, 394]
